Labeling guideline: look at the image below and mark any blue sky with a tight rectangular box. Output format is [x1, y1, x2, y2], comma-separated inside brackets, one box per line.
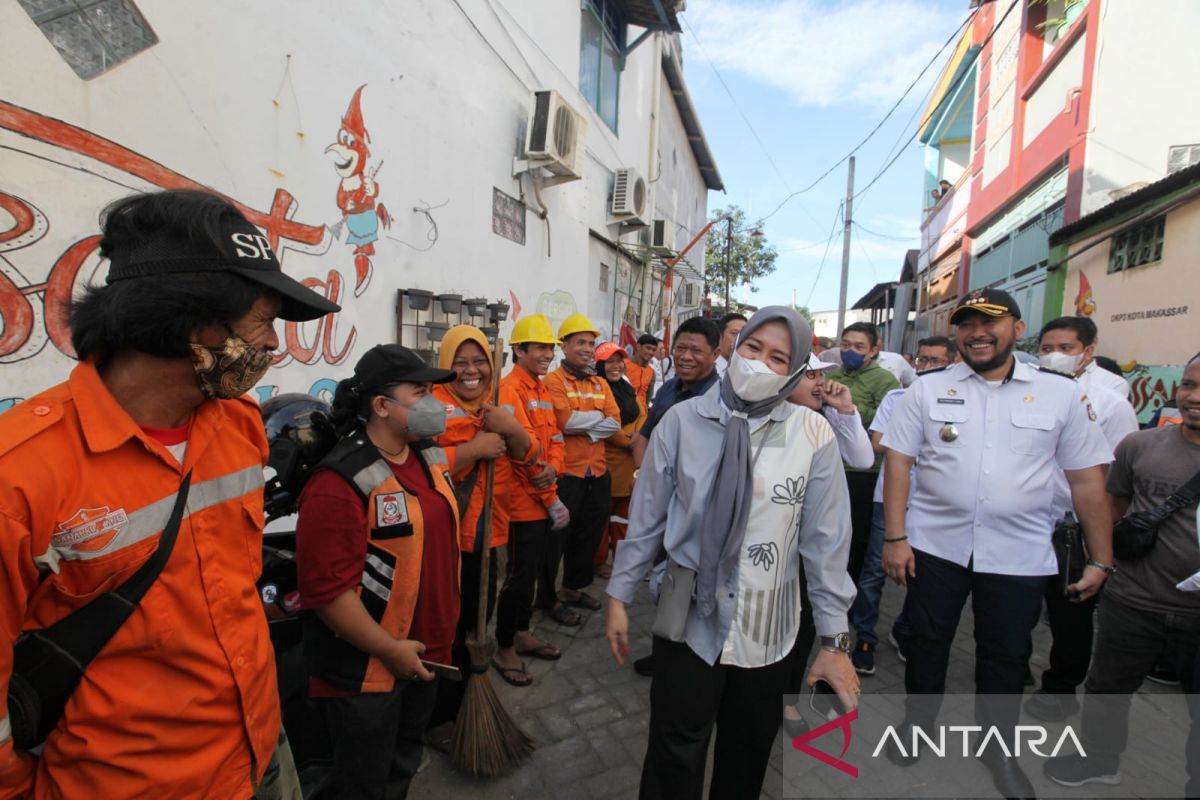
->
[680, 0, 970, 313]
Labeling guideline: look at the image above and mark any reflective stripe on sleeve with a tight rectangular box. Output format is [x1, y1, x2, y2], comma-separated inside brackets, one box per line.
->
[527, 400, 552, 411]
[34, 465, 264, 568]
[0, 714, 10, 745]
[550, 434, 565, 442]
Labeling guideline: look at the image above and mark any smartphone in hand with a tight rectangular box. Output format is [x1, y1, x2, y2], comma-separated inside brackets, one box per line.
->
[420, 660, 463, 681]
[809, 679, 847, 721]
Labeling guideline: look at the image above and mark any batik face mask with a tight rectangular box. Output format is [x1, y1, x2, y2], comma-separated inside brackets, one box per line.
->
[189, 332, 274, 399]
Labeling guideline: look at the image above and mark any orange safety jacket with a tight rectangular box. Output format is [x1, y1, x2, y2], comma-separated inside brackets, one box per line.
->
[501, 367, 564, 522]
[1157, 405, 1182, 427]
[543, 367, 621, 479]
[0, 361, 280, 800]
[433, 383, 541, 551]
[625, 360, 654, 404]
[301, 435, 460, 693]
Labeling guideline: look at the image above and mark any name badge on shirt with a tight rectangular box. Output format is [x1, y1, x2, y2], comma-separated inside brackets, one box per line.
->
[937, 397, 966, 405]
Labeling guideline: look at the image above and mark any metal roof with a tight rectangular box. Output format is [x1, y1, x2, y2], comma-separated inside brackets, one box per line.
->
[1050, 160, 1200, 244]
[620, 0, 682, 33]
[661, 41, 725, 191]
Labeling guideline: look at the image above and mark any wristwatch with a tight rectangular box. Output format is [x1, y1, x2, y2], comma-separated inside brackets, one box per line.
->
[1086, 559, 1117, 576]
[819, 633, 852, 654]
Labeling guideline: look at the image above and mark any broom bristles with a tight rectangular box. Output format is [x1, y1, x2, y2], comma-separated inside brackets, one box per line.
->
[450, 647, 535, 777]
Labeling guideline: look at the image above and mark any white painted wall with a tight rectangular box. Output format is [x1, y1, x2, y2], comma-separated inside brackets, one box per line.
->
[0, 0, 713, 408]
[1081, 0, 1200, 215]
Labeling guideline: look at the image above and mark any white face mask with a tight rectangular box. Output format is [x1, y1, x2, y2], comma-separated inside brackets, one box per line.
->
[728, 351, 794, 403]
[1039, 351, 1083, 376]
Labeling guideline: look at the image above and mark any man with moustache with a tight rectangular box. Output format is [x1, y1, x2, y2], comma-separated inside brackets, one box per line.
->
[880, 289, 1114, 798]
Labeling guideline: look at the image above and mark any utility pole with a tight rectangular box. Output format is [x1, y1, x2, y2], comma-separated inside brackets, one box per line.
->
[836, 156, 855, 337]
[723, 216, 734, 314]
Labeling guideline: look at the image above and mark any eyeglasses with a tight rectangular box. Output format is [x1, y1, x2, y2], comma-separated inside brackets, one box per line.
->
[803, 369, 821, 380]
[914, 356, 949, 368]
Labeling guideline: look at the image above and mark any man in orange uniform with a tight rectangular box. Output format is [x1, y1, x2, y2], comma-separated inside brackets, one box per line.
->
[539, 314, 621, 618]
[0, 190, 338, 799]
[625, 334, 659, 405]
[496, 316, 570, 679]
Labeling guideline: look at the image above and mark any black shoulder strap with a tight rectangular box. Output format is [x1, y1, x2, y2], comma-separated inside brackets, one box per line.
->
[1162, 468, 1200, 516]
[25, 470, 192, 664]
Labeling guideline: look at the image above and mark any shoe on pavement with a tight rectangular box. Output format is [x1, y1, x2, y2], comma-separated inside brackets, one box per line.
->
[980, 747, 1036, 799]
[782, 707, 811, 739]
[851, 641, 876, 675]
[888, 631, 908, 664]
[884, 723, 920, 767]
[633, 655, 654, 677]
[1147, 662, 1181, 686]
[1023, 689, 1079, 723]
[1044, 753, 1121, 788]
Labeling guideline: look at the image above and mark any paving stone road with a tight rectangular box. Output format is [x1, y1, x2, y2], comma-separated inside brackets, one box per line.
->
[409, 570, 1185, 800]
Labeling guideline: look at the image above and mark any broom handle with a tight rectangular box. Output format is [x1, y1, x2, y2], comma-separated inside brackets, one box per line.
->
[474, 336, 504, 641]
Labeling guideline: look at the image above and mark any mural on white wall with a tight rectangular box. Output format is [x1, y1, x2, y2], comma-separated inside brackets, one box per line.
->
[325, 84, 392, 297]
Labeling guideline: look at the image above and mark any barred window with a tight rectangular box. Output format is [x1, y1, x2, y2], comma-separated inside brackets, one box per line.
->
[1108, 216, 1165, 274]
[18, 0, 157, 80]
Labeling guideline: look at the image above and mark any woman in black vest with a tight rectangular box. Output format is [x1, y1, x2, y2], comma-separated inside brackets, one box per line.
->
[294, 344, 461, 800]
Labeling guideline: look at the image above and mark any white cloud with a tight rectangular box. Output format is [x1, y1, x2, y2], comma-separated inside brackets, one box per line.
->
[684, 0, 964, 110]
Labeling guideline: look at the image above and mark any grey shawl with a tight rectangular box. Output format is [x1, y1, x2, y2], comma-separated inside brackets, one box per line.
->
[695, 306, 813, 618]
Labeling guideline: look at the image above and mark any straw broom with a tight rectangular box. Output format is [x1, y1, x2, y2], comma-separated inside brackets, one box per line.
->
[451, 335, 535, 776]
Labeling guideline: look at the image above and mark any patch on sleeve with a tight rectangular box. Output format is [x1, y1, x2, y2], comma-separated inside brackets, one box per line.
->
[375, 493, 409, 527]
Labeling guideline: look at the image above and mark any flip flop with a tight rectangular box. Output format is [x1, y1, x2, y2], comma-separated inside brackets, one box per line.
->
[490, 658, 532, 687]
[559, 590, 601, 611]
[549, 603, 583, 626]
[516, 642, 562, 661]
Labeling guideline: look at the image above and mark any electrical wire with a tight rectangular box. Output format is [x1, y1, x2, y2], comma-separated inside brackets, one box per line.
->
[851, 0, 1021, 207]
[852, 217, 879, 281]
[386, 199, 447, 252]
[806, 201, 844, 305]
[852, 220, 919, 242]
[681, 15, 794, 197]
[755, 5, 978, 224]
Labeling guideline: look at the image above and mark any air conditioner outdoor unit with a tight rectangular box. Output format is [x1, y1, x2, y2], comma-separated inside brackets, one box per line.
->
[525, 90, 586, 178]
[649, 218, 676, 255]
[610, 168, 648, 220]
[1167, 143, 1200, 175]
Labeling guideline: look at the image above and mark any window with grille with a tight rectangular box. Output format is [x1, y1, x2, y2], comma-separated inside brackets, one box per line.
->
[579, 0, 623, 132]
[18, 0, 157, 80]
[1108, 216, 1165, 274]
[599, 263, 610, 292]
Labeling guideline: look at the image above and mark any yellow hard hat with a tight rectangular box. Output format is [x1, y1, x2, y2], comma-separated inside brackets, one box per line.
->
[509, 314, 560, 345]
[557, 312, 600, 341]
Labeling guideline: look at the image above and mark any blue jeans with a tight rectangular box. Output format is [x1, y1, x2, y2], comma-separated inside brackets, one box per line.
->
[850, 502, 887, 645]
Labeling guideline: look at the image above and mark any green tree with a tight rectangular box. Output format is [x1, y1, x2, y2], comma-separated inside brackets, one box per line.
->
[791, 304, 815, 327]
[703, 206, 778, 312]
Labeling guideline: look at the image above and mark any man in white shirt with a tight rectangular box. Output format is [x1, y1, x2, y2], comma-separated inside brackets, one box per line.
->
[1085, 356, 1131, 399]
[875, 350, 918, 388]
[880, 289, 1114, 798]
[712, 312, 747, 378]
[849, 335, 957, 675]
[1026, 316, 1140, 722]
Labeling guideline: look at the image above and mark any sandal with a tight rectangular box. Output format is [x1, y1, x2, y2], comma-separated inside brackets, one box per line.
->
[516, 642, 562, 661]
[490, 658, 532, 687]
[548, 603, 583, 626]
[559, 590, 601, 611]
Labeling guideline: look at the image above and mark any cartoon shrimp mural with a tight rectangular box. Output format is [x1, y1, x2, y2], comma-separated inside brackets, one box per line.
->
[326, 85, 392, 296]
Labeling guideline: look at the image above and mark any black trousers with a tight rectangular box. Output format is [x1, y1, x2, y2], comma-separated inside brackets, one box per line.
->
[313, 678, 438, 800]
[496, 519, 550, 648]
[788, 564, 817, 695]
[1080, 595, 1200, 785]
[430, 546, 497, 728]
[1040, 576, 1098, 694]
[904, 548, 1045, 739]
[640, 636, 795, 800]
[845, 470, 877, 584]
[536, 473, 611, 603]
